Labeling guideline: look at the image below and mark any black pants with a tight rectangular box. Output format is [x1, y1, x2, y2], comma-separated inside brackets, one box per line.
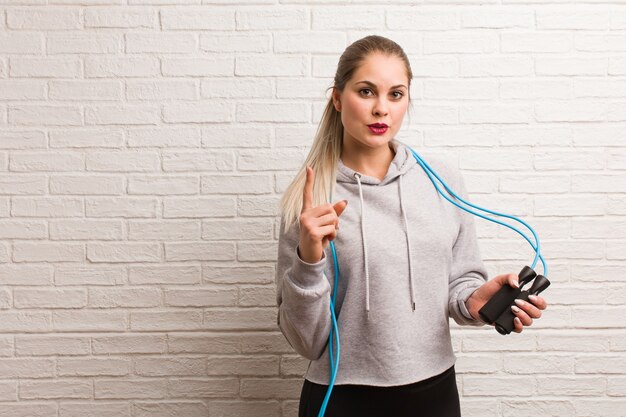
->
[298, 365, 461, 417]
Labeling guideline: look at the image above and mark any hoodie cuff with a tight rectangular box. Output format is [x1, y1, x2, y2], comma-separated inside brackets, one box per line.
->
[458, 285, 483, 323]
[289, 245, 327, 289]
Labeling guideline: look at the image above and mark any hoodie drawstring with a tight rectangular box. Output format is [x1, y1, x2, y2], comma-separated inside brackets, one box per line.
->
[354, 171, 416, 319]
[354, 172, 370, 319]
[399, 174, 416, 312]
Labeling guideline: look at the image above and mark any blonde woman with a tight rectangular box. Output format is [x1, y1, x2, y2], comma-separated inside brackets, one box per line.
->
[275, 35, 547, 417]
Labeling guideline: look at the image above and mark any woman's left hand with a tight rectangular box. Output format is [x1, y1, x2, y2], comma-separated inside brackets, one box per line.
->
[465, 273, 548, 333]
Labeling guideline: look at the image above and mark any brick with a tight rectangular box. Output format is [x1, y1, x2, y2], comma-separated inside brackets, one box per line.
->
[0, 80, 45, 100]
[204, 265, 275, 285]
[130, 265, 200, 285]
[50, 175, 124, 195]
[163, 197, 235, 218]
[240, 378, 302, 399]
[125, 33, 196, 53]
[134, 357, 206, 376]
[14, 288, 87, 308]
[501, 399, 574, 417]
[0, 358, 54, 378]
[0, 404, 56, 417]
[165, 242, 235, 261]
[16, 335, 90, 356]
[537, 376, 606, 396]
[7, 8, 81, 30]
[203, 307, 276, 330]
[238, 8, 306, 30]
[164, 287, 237, 307]
[89, 288, 161, 308]
[538, 332, 610, 352]
[425, 33, 499, 54]
[202, 219, 273, 240]
[160, 8, 234, 30]
[200, 33, 270, 53]
[85, 56, 159, 78]
[95, 379, 167, 399]
[85, 105, 160, 125]
[162, 57, 232, 77]
[537, 9, 609, 29]
[48, 33, 121, 54]
[0, 380, 17, 401]
[127, 127, 200, 148]
[208, 355, 278, 376]
[10, 57, 80, 78]
[56, 266, 125, 286]
[53, 310, 126, 332]
[0, 311, 57, 332]
[49, 129, 124, 148]
[0, 336, 15, 356]
[167, 378, 238, 398]
[463, 375, 535, 396]
[50, 219, 123, 240]
[11, 196, 83, 218]
[49, 80, 123, 101]
[86, 151, 160, 172]
[0, 33, 43, 53]
[57, 357, 130, 376]
[126, 80, 197, 100]
[92, 335, 167, 354]
[0, 220, 46, 239]
[130, 311, 202, 331]
[202, 126, 271, 148]
[86, 197, 157, 218]
[163, 103, 231, 123]
[576, 355, 626, 373]
[87, 242, 160, 262]
[13, 242, 84, 262]
[84, 7, 155, 28]
[0, 130, 46, 149]
[128, 176, 198, 195]
[133, 402, 206, 417]
[60, 403, 130, 417]
[128, 220, 201, 240]
[202, 174, 272, 194]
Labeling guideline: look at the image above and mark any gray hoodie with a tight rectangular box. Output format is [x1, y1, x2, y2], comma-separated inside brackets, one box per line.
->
[275, 138, 488, 387]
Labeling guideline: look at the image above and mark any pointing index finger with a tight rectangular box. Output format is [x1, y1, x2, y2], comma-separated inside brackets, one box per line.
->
[302, 166, 314, 212]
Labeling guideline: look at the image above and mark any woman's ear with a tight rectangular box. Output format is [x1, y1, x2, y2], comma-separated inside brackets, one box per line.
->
[332, 88, 341, 112]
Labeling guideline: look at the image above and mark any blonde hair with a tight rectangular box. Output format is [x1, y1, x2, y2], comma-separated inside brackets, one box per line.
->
[279, 35, 414, 232]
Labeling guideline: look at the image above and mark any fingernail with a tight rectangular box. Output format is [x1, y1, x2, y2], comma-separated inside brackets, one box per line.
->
[511, 305, 521, 314]
[514, 317, 521, 325]
[514, 299, 526, 307]
[528, 295, 538, 303]
[513, 281, 519, 288]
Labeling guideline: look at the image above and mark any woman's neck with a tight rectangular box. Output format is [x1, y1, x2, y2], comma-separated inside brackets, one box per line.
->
[340, 140, 396, 181]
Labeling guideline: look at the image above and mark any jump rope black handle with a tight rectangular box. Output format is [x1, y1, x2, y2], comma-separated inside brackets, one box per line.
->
[478, 266, 550, 335]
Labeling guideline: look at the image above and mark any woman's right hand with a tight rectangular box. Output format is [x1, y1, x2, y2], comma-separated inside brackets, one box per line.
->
[298, 166, 348, 264]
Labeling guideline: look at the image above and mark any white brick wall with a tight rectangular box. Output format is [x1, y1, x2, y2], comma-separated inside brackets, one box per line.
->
[0, 2, 625, 416]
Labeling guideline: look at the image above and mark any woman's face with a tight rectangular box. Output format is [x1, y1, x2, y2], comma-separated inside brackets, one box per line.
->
[333, 53, 410, 151]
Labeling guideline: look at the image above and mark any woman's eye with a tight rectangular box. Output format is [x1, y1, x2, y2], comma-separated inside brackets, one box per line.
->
[359, 89, 404, 99]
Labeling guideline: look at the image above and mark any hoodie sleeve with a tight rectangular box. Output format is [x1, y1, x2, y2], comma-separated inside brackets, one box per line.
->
[447, 167, 489, 327]
[275, 215, 333, 360]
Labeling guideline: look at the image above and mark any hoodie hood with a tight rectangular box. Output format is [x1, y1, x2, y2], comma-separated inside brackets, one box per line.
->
[336, 138, 419, 319]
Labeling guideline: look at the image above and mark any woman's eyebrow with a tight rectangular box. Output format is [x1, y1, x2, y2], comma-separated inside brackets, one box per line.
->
[355, 80, 407, 89]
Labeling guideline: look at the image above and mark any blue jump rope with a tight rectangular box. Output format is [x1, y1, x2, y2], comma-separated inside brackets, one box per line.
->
[316, 146, 549, 417]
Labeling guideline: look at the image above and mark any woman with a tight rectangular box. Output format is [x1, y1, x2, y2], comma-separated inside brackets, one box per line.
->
[275, 35, 547, 417]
